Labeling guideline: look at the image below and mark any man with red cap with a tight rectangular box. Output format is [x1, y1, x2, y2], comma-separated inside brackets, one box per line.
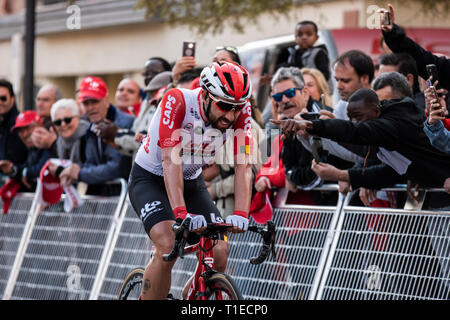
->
[59, 76, 134, 195]
[0, 110, 52, 212]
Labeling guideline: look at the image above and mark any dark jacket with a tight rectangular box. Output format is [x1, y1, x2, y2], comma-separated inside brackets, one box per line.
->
[285, 44, 331, 81]
[79, 104, 134, 185]
[0, 105, 28, 164]
[11, 147, 51, 190]
[347, 150, 406, 190]
[309, 97, 450, 187]
[383, 24, 450, 91]
[282, 98, 353, 189]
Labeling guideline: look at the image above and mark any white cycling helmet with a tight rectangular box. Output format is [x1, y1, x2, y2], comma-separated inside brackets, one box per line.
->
[199, 61, 252, 105]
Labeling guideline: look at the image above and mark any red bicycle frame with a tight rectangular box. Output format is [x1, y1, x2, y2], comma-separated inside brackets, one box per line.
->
[183, 236, 223, 300]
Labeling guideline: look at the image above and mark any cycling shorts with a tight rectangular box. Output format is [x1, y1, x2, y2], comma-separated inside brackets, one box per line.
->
[128, 163, 224, 242]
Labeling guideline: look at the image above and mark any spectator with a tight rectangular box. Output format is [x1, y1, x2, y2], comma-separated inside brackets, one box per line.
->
[309, 87, 405, 194]
[6, 111, 51, 190]
[213, 46, 241, 65]
[301, 67, 333, 107]
[36, 84, 63, 127]
[32, 84, 62, 154]
[254, 66, 327, 205]
[171, 45, 241, 89]
[423, 85, 450, 154]
[381, 4, 450, 91]
[272, 78, 450, 191]
[286, 20, 331, 81]
[0, 79, 28, 180]
[50, 98, 90, 165]
[96, 71, 173, 160]
[294, 52, 376, 171]
[378, 53, 425, 115]
[177, 67, 203, 89]
[142, 57, 172, 87]
[332, 50, 374, 120]
[114, 78, 142, 117]
[59, 76, 134, 195]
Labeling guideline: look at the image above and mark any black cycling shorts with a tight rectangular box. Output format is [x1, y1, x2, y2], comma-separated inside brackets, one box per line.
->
[128, 163, 224, 239]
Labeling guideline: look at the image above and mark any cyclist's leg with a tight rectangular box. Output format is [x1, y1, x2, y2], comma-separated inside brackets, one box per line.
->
[143, 220, 176, 299]
[128, 164, 177, 300]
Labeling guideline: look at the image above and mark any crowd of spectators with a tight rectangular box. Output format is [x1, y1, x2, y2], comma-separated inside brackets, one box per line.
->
[0, 2, 448, 299]
[0, 4, 448, 212]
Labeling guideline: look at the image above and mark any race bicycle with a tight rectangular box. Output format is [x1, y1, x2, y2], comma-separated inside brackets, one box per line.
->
[118, 217, 276, 300]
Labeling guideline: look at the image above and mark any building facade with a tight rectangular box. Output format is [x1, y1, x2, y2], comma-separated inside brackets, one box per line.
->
[0, 0, 449, 109]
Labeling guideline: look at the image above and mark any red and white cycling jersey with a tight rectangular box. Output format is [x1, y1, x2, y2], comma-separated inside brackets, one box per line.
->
[134, 87, 253, 180]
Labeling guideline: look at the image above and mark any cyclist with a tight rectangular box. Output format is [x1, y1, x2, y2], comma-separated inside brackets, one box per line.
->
[128, 61, 254, 300]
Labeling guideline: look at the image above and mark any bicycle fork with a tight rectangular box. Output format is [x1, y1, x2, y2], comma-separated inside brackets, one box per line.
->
[186, 237, 221, 300]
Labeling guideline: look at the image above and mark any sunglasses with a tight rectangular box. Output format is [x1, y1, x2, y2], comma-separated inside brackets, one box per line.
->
[209, 93, 246, 112]
[0, 95, 8, 102]
[53, 116, 76, 127]
[271, 87, 303, 102]
[215, 46, 239, 55]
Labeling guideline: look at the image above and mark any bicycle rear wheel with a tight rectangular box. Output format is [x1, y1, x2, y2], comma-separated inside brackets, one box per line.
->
[117, 268, 144, 300]
[205, 272, 243, 300]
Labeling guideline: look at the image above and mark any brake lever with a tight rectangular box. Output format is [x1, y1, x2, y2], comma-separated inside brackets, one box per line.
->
[249, 220, 276, 265]
[163, 217, 191, 262]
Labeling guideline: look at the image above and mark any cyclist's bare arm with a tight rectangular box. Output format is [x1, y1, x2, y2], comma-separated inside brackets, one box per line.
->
[161, 145, 186, 217]
[158, 88, 188, 220]
[232, 162, 252, 232]
[228, 104, 254, 232]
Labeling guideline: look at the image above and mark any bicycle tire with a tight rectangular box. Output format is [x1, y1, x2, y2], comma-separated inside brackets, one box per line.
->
[117, 267, 145, 300]
[204, 272, 243, 300]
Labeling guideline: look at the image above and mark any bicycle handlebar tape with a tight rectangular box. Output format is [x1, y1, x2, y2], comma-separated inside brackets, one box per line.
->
[173, 206, 188, 220]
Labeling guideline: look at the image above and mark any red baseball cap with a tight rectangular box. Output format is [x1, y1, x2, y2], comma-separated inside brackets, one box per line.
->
[12, 110, 41, 131]
[77, 76, 108, 102]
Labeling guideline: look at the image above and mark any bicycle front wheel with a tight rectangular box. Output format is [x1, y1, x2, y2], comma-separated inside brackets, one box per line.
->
[117, 267, 144, 300]
[205, 272, 243, 300]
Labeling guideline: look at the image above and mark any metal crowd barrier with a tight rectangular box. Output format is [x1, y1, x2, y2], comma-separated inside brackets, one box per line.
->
[316, 189, 450, 300]
[1, 179, 127, 300]
[0, 193, 37, 298]
[97, 199, 200, 300]
[1, 182, 449, 300]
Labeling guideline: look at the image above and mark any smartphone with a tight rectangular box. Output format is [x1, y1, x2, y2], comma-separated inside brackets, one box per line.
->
[320, 94, 326, 110]
[426, 63, 443, 94]
[182, 41, 196, 57]
[382, 11, 390, 25]
[426, 79, 439, 102]
[301, 113, 320, 121]
[426, 79, 444, 115]
[426, 64, 439, 83]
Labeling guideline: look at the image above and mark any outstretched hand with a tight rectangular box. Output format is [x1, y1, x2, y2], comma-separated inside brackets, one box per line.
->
[270, 118, 313, 136]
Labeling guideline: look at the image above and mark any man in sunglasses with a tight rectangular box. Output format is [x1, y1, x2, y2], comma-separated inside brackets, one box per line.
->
[254, 66, 345, 201]
[0, 79, 28, 182]
[128, 61, 254, 300]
